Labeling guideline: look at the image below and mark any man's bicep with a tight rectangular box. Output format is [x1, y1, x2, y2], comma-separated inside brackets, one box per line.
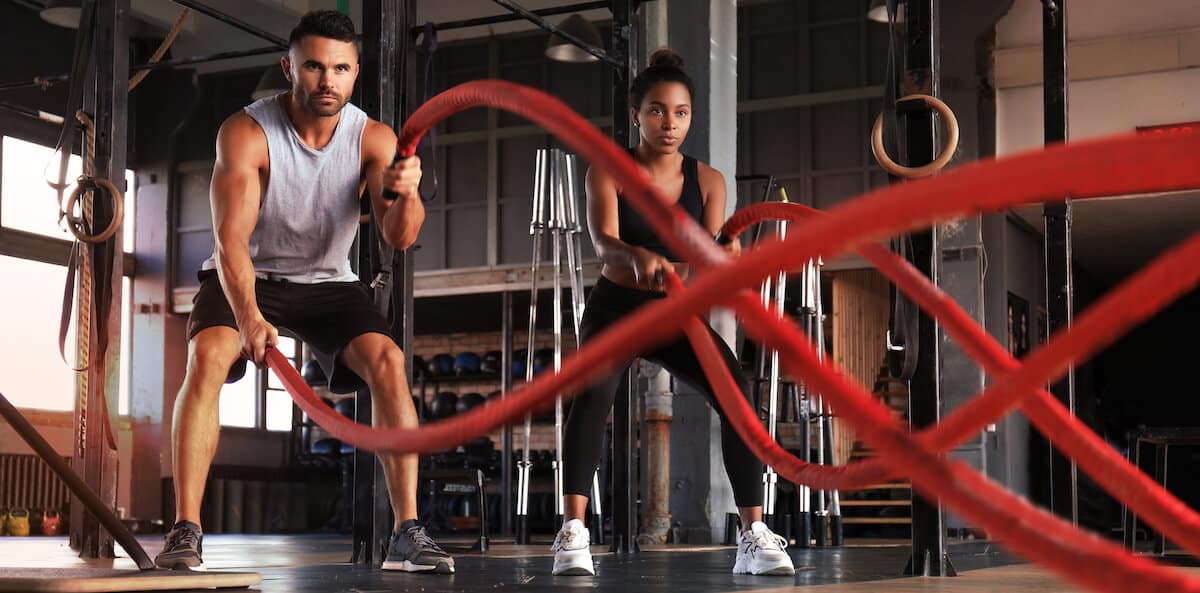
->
[211, 122, 263, 242]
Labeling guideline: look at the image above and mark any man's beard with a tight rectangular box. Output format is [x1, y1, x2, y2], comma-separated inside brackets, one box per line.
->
[304, 91, 344, 117]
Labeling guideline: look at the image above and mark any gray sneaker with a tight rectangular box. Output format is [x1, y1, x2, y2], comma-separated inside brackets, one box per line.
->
[381, 520, 455, 574]
[155, 521, 204, 570]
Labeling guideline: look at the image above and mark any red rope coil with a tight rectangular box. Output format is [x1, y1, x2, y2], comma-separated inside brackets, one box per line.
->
[265, 79, 1200, 593]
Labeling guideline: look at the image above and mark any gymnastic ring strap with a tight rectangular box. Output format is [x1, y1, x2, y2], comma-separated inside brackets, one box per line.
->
[64, 177, 124, 244]
[871, 94, 960, 179]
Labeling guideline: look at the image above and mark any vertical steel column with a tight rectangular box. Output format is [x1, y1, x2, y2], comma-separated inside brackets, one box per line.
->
[516, 149, 549, 545]
[550, 150, 566, 528]
[71, 0, 128, 559]
[902, 0, 953, 577]
[501, 291, 515, 537]
[1040, 0, 1077, 526]
[354, 0, 413, 565]
[611, 0, 634, 149]
[607, 0, 639, 556]
[610, 365, 639, 553]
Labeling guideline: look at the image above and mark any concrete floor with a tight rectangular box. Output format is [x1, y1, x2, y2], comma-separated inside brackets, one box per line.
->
[0, 533, 1112, 593]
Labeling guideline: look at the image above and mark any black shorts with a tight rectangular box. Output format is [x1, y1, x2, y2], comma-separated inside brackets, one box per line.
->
[187, 270, 393, 393]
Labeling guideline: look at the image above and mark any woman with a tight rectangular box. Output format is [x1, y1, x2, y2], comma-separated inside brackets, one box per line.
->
[551, 49, 795, 578]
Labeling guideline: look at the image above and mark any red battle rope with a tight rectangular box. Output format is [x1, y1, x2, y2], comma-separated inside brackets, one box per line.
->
[266, 80, 1200, 593]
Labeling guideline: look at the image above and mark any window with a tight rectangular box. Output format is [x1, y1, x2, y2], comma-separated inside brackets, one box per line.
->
[736, 0, 892, 211]
[0, 256, 78, 412]
[218, 368, 257, 429]
[0, 134, 137, 414]
[265, 337, 298, 432]
[1, 136, 135, 251]
[218, 335, 301, 431]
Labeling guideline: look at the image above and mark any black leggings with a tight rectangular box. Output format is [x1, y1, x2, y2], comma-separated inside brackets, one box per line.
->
[561, 276, 764, 507]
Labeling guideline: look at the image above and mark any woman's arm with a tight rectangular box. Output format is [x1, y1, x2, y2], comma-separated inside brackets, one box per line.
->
[586, 164, 673, 288]
[698, 162, 740, 256]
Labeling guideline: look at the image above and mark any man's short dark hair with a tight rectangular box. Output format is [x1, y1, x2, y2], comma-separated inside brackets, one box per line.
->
[289, 10, 358, 47]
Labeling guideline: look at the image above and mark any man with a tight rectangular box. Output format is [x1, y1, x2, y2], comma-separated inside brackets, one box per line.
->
[155, 10, 453, 574]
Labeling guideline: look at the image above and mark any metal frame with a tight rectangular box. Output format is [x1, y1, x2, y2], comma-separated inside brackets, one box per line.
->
[168, 0, 287, 47]
[0, 46, 286, 93]
[607, 0, 637, 554]
[900, 0, 954, 578]
[351, 0, 414, 566]
[68, 0, 128, 560]
[421, 1, 608, 35]
[1040, 0, 1078, 526]
[488, 0, 622, 68]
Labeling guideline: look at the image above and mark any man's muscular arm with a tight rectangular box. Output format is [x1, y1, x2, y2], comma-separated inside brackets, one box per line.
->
[211, 112, 278, 365]
[363, 121, 425, 250]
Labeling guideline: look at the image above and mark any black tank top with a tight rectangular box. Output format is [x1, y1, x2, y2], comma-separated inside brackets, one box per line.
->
[617, 151, 705, 262]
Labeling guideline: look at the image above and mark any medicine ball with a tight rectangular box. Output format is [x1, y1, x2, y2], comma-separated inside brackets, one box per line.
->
[430, 391, 459, 420]
[456, 392, 486, 415]
[311, 438, 342, 456]
[302, 360, 327, 387]
[513, 349, 528, 377]
[333, 398, 355, 418]
[453, 352, 482, 376]
[430, 353, 455, 376]
[532, 348, 555, 375]
[480, 351, 502, 375]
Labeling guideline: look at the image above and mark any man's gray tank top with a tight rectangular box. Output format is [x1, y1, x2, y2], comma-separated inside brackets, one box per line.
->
[201, 93, 368, 283]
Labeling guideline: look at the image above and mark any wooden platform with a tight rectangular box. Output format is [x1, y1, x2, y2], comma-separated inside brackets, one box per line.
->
[0, 568, 260, 592]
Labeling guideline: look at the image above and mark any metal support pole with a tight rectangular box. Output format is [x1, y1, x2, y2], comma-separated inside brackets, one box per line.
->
[791, 380, 812, 547]
[559, 151, 603, 542]
[71, 0, 127, 560]
[812, 264, 829, 548]
[501, 291, 515, 537]
[902, 0, 952, 575]
[1041, 0, 1078, 526]
[605, 0, 635, 553]
[611, 0, 634, 150]
[761, 217, 786, 531]
[641, 367, 671, 545]
[516, 149, 549, 545]
[814, 267, 843, 547]
[610, 365, 639, 553]
[353, 0, 411, 565]
[550, 150, 567, 528]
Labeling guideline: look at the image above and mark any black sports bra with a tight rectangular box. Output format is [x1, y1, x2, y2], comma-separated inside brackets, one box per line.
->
[617, 151, 705, 261]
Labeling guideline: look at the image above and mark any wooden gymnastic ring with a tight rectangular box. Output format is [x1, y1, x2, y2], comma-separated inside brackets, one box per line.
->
[64, 177, 124, 244]
[871, 94, 960, 179]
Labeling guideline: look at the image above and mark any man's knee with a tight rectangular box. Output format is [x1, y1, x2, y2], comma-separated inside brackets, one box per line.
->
[185, 327, 240, 387]
[363, 344, 407, 387]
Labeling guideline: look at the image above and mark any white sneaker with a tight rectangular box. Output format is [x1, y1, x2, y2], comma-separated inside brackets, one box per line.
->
[732, 521, 796, 576]
[552, 519, 595, 576]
